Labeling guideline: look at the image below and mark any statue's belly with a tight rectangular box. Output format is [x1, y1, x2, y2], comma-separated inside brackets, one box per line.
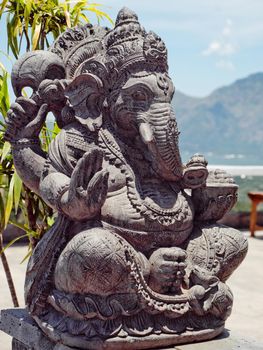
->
[101, 187, 194, 254]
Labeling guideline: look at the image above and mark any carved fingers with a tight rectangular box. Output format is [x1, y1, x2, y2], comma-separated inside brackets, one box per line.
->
[66, 148, 108, 219]
[5, 97, 48, 142]
[87, 168, 109, 213]
[6, 97, 37, 140]
[162, 247, 187, 262]
[81, 148, 104, 188]
[156, 261, 182, 285]
[24, 103, 48, 138]
[70, 148, 102, 194]
[69, 151, 91, 195]
[149, 247, 187, 294]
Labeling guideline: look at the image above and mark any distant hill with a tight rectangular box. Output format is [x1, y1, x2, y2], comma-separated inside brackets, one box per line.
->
[173, 73, 263, 165]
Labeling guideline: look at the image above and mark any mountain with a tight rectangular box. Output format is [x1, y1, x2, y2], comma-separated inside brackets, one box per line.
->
[173, 73, 263, 165]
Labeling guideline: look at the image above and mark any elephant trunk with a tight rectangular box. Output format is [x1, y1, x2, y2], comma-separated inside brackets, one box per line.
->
[138, 103, 183, 181]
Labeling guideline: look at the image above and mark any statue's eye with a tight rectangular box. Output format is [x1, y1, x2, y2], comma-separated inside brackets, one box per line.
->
[132, 90, 147, 102]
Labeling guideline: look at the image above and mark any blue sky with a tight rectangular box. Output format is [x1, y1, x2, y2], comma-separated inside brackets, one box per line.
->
[1, 0, 263, 97]
[105, 0, 263, 97]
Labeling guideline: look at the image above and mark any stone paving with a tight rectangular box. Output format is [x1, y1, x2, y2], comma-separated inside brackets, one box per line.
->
[1, 231, 263, 350]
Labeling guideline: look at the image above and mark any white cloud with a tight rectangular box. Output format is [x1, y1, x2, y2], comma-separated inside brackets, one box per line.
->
[202, 19, 237, 57]
[202, 41, 236, 56]
[202, 19, 238, 70]
[202, 41, 221, 56]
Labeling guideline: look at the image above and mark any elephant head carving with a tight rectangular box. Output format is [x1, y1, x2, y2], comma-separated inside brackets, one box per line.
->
[9, 7, 207, 184]
[51, 7, 183, 181]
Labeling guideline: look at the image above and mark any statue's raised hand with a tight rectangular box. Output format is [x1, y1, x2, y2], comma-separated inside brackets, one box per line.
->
[5, 97, 48, 142]
[60, 148, 109, 220]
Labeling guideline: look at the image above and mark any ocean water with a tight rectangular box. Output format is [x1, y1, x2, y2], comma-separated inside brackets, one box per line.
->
[181, 151, 263, 167]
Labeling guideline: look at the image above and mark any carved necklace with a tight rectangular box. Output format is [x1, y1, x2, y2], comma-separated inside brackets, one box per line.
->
[98, 124, 189, 226]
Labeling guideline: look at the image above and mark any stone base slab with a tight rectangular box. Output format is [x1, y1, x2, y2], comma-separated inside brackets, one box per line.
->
[0, 308, 54, 350]
[1, 308, 263, 350]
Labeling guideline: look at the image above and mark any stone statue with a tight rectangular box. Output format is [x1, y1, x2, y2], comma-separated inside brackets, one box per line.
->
[5, 8, 248, 349]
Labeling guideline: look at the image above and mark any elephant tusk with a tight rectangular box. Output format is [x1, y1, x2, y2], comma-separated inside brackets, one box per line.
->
[139, 122, 154, 144]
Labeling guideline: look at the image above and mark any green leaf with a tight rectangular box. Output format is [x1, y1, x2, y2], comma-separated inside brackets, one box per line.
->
[0, 233, 28, 254]
[24, 0, 33, 32]
[13, 171, 22, 214]
[32, 15, 41, 50]
[15, 0, 20, 17]
[4, 171, 14, 227]
[0, 70, 10, 117]
[0, 141, 11, 163]
[0, 192, 5, 232]
[86, 6, 113, 25]
[10, 15, 20, 55]
[72, 8, 80, 26]
[47, 215, 55, 227]
[9, 220, 33, 235]
[51, 122, 61, 139]
[0, 0, 9, 18]
[7, 15, 18, 58]
[44, 16, 51, 34]
[0, 61, 6, 71]
[62, 2, 71, 28]
[79, 13, 90, 23]
[20, 249, 32, 264]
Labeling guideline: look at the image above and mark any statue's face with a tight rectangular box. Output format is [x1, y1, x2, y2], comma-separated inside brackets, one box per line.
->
[108, 71, 183, 181]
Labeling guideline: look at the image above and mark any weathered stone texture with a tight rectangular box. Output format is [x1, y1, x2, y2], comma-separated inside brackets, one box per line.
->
[1, 7, 248, 349]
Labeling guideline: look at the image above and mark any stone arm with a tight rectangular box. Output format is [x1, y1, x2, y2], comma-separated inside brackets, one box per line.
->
[5, 98, 49, 196]
[6, 96, 109, 221]
[39, 143, 109, 221]
[5, 74, 68, 196]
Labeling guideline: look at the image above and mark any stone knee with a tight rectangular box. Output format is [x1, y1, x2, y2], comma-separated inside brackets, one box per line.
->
[54, 227, 138, 295]
[186, 224, 248, 282]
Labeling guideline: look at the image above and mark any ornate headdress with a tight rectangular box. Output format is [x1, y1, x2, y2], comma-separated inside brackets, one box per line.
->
[10, 8, 169, 132]
[50, 7, 168, 89]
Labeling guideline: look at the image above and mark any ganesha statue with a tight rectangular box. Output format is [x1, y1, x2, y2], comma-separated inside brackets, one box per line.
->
[5, 8, 248, 349]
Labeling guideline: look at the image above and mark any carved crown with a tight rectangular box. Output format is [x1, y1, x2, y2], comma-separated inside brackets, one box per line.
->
[49, 7, 168, 88]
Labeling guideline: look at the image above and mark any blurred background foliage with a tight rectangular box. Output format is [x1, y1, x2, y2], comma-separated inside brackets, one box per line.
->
[0, 0, 112, 306]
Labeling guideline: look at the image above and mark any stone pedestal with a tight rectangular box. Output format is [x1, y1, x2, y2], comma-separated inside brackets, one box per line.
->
[0, 309, 54, 350]
[1, 308, 263, 350]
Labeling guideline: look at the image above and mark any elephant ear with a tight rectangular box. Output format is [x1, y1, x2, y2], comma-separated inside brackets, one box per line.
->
[11, 50, 66, 98]
[65, 73, 105, 132]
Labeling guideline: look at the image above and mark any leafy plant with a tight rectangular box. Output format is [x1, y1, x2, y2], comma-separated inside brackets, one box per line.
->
[0, 0, 112, 307]
[0, 64, 19, 306]
[0, 0, 112, 57]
